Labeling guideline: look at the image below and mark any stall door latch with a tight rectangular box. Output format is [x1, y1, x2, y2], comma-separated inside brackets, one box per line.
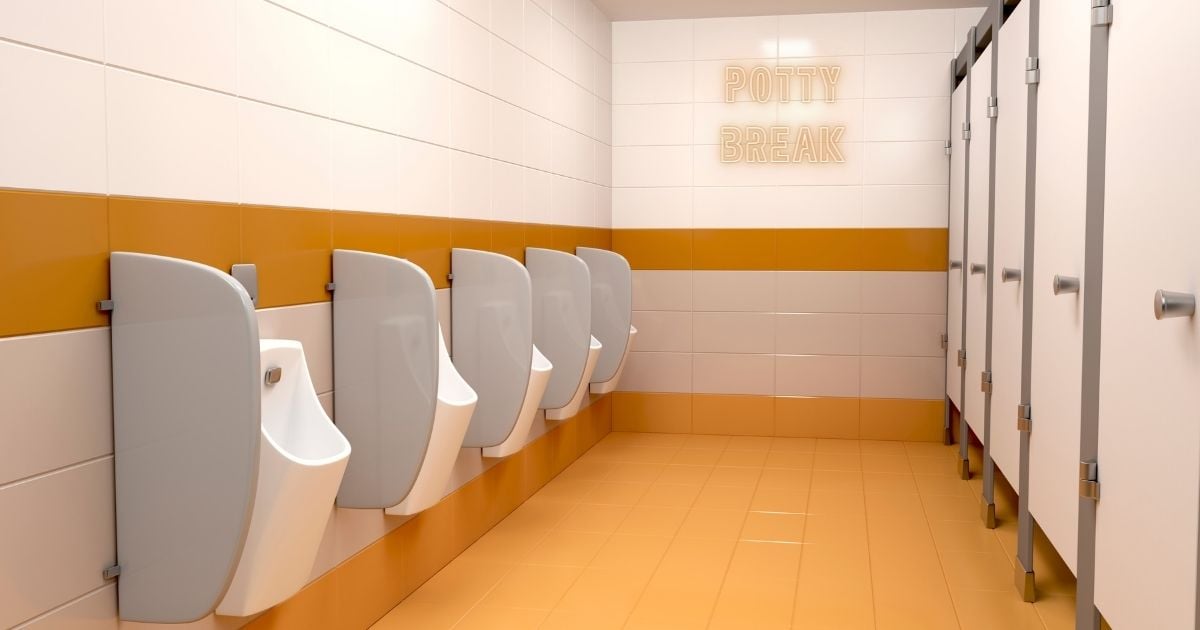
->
[979, 371, 992, 394]
[956, 349, 966, 368]
[1016, 403, 1032, 433]
[1079, 460, 1100, 500]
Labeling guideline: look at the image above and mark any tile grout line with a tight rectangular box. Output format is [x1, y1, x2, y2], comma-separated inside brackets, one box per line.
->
[908, 444, 973, 629]
[786, 438, 820, 629]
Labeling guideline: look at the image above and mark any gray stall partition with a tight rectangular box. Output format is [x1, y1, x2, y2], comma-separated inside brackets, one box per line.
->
[576, 247, 632, 384]
[526, 248, 592, 410]
[451, 248, 534, 448]
[332, 250, 439, 509]
[110, 252, 260, 622]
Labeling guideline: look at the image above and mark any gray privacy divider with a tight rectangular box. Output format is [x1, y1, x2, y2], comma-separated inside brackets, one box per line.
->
[526, 248, 592, 410]
[332, 250, 438, 509]
[110, 252, 260, 623]
[576, 247, 632, 384]
[452, 248, 534, 448]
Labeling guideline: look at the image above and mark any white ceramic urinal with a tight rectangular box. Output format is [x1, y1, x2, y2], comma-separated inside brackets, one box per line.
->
[590, 325, 637, 395]
[217, 339, 351, 618]
[482, 345, 553, 458]
[387, 325, 478, 516]
[546, 336, 603, 420]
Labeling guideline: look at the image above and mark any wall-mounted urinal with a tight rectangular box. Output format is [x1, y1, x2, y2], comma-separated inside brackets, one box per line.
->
[451, 248, 553, 459]
[576, 248, 635, 394]
[109, 253, 349, 623]
[526, 248, 602, 421]
[331, 250, 477, 516]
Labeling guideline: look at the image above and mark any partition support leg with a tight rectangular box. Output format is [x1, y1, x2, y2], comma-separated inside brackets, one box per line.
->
[943, 396, 954, 445]
[959, 416, 971, 481]
[1015, 423, 1036, 601]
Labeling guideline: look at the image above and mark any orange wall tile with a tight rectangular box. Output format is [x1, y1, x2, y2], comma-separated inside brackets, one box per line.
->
[692, 229, 776, 271]
[613, 392, 692, 433]
[775, 396, 860, 439]
[332, 211, 402, 257]
[859, 228, 948, 272]
[775, 228, 863, 271]
[0, 190, 109, 337]
[396, 216, 451, 290]
[109, 197, 241, 272]
[692, 394, 774, 436]
[612, 229, 692, 270]
[859, 398, 944, 441]
[241, 205, 333, 308]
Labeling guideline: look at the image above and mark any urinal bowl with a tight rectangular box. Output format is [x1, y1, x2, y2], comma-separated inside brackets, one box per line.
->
[482, 345, 553, 458]
[591, 325, 637, 395]
[546, 336, 603, 421]
[387, 326, 478, 516]
[216, 339, 351, 618]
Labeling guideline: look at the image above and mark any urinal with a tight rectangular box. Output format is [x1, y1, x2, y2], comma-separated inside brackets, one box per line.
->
[547, 336, 603, 420]
[216, 339, 351, 618]
[482, 345, 553, 459]
[387, 325, 478, 515]
[591, 325, 637, 395]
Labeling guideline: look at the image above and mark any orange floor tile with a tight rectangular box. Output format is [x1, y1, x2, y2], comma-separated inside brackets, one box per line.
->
[371, 433, 1075, 630]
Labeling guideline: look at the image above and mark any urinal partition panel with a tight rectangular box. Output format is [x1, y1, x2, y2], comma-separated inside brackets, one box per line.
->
[527, 247, 592, 410]
[576, 247, 633, 385]
[332, 250, 439, 509]
[1095, 1, 1200, 625]
[452, 249, 535, 448]
[987, 2, 1030, 480]
[110, 252, 260, 623]
[962, 46, 992, 438]
[1027, 0, 1091, 574]
[947, 82, 968, 409]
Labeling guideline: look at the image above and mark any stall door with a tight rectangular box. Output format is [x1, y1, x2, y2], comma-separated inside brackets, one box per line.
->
[946, 81, 967, 409]
[962, 48, 992, 437]
[1094, 0, 1200, 625]
[989, 1, 1030, 479]
[1027, 0, 1090, 573]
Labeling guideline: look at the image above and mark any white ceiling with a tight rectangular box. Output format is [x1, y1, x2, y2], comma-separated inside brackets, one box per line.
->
[596, 0, 987, 21]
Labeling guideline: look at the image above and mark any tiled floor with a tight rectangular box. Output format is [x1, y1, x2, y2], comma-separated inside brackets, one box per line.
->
[372, 432, 1077, 630]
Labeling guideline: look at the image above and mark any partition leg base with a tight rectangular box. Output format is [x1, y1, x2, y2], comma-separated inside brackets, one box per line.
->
[943, 425, 954, 446]
[980, 501, 997, 529]
[959, 458, 971, 480]
[1014, 561, 1036, 603]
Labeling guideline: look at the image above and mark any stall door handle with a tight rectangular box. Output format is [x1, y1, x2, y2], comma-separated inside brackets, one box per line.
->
[1001, 268, 1021, 283]
[969, 263, 987, 275]
[1053, 275, 1080, 295]
[1154, 290, 1196, 320]
[949, 260, 963, 271]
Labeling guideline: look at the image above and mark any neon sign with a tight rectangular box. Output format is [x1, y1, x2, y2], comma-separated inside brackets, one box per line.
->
[720, 64, 846, 164]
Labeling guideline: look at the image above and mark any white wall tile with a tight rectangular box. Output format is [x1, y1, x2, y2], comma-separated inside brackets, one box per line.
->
[861, 314, 945, 357]
[693, 353, 773, 395]
[237, 100, 331, 209]
[864, 141, 948, 186]
[396, 0, 451, 72]
[612, 146, 692, 187]
[20, 584, 117, 630]
[776, 271, 861, 313]
[107, 69, 238, 202]
[611, 19, 692, 63]
[449, 150, 492, 219]
[236, 0, 330, 115]
[864, 52, 952, 98]
[446, 0, 490, 25]
[692, 16, 778, 61]
[491, 0, 525, 47]
[491, 98, 525, 165]
[860, 356, 943, 399]
[632, 270, 692, 311]
[449, 83, 493, 156]
[105, 0, 236, 92]
[693, 101, 776, 145]
[692, 312, 774, 354]
[523, 168, 553, 223]
[330, 123, 398, 214]
[490, 161, 525, 222]
[612, 61, 692, 104]
[775, 99, 863, 143]
[271, 0, 329, 23]
[863, 185, 947, 228]
[769, 186, 863, 229]
[692, 271, 774, 312]
[861, 272, 947, 315]
[864, 97, 949, 141]
[778, 12, 865, 57]
[491, 36, 526, 108]
[619, 352, 692, 393]
[0, 459, 114, 629]
[0, 44, 107, 194]
[776, 355, 860, 397]
[326, 0, 403, 53]
[0, 329, 113, 487]
[612, 104, 693, 147]
[775, 313, 860, 355]
[328, 34, 402, 133]
[631, 311, 692, 352]
[397, 138, 450, 217]
[865, 9, 955, 55]
[691, 187, 775, 229]
[448, 9, 492, 91]
[953, 8, 988, 53]
[612, 188, 691, 228]
[396, 60, 451, 146]
[523, 0, 553, 62]
[0, 0, 105, 60]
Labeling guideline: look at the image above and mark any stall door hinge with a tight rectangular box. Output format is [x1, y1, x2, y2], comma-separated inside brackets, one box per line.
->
[980, 371, 993, 394]
[1016, 403, 1032, 433]
[102, 564, 122, 580]
[956, 349, 967, 367]
[1025, 57, 1040, 85]
[944, 139, 952, 156]
[1079, 460, 1100, 500]
[940, 333, 948, 350]
[961, 122, 972, 141]
[97, 299, 115, 312]
[986, 96, 998, 119]
[1091, 0, 1113, 26]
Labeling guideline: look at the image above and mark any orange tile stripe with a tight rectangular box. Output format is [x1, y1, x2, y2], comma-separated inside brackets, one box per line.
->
[613, 392, 944, 442]
[614, 228, 948, 272]
[0, 188, 611, 338]
[244, 395, 612, 630]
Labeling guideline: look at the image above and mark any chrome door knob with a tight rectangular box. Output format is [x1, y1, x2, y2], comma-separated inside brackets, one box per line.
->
[1053, 275, 1080, 295]
[1154, 290, 1196, 320]
[1001, 267, 1021, 283]
[969, 263, 987, 275]
[949, 260, 963, 270]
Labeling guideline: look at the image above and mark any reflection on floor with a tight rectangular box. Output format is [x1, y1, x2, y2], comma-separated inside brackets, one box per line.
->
[372, 432, 1076, 629]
